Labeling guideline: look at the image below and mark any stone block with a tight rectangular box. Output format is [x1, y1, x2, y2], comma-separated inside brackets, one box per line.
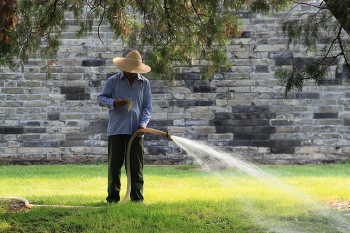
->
[269, 52, 293, 59]
[48, 112, 60, 121]
[234, 133, 270, 140]
[194, 100, 215, 106]
[1, 88, 24, 94]
[209, 133, 233, 140]
[193, 86, 217, 93]
[23, 141, 60, 147]
[18, 135, 41, 141]
[18, 147, 41, 154]
[24, 128, 46, 133]
[313, 112, 338, 119]
[65, 93, 90, 100]
[275, 140, 301, 147]
[255, 65, 269, 73]
[231, 106, 270, 113]
[270, 147, 295, 154]
[228, 140, 253, 146]
[319, 119, 344, 125]
[252, 140, 277, 147]
[240, 31, 251, 38]
[0, 127, 24, 134]
[270, 119, 295, 126]
[168, 113, 191, 119]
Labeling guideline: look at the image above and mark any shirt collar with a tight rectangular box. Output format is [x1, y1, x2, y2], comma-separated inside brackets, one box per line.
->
[122, 71, 141, 80]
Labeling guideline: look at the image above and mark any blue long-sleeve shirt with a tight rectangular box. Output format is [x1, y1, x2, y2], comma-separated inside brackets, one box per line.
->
[97, 72, 152, 136]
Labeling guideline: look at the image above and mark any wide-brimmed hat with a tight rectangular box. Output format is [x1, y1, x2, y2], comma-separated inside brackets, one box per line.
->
[112, 50, 151, 73]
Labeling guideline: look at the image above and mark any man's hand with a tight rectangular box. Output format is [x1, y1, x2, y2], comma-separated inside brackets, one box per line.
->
[114, 98, 127, 107]
[136, 125, 146, 135]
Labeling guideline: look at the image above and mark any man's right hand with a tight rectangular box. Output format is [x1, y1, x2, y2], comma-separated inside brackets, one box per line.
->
[114, 98, 127, 107]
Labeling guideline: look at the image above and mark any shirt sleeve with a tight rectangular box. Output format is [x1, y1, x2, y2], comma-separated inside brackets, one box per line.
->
[140, 80, 152, 127]
[97, 78, 115, 110]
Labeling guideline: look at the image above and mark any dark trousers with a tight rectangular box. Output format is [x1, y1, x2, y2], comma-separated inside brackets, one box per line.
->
[107, 134, 144, 202]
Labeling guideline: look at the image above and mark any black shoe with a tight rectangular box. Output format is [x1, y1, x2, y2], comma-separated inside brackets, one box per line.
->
[106, 197, 120, 203]
[131, 199, 143, 203]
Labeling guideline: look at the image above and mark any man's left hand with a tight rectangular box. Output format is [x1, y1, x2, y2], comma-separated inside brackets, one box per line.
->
[136, 125, 146, 135]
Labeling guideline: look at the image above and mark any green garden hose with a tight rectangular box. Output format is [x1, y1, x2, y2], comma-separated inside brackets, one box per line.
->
[0, 196, 102, 209]
[120, 128, 172, 204]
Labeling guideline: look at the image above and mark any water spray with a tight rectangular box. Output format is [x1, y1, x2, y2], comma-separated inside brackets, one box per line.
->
[0, 128, 172, 208]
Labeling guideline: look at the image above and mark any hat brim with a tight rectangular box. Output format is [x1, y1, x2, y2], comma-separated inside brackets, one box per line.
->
[113, 57, 151, 73]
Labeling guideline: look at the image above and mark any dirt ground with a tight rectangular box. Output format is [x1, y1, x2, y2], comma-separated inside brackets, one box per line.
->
[0, 199, 28, 213]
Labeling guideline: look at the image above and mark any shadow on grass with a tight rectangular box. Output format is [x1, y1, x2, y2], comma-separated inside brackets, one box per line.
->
[0, 198, 265, 233]
[1, 197, 349, 233]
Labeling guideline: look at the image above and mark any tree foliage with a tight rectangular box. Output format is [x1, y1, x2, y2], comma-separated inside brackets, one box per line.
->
[275, 0, 350, 95]
[1, 0, 290, 80]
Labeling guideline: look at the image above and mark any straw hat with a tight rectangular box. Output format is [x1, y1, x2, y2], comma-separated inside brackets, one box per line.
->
[112, 50, 151, 73]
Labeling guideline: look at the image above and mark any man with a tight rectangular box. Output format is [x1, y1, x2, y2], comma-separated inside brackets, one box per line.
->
[97, 50, 152, 203]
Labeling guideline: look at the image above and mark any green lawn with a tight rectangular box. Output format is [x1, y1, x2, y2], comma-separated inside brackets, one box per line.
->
[1, 164, 350, 233]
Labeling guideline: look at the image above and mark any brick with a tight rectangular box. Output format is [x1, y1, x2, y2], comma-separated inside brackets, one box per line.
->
[231, 113, 276, 119]
[193, 86, 217, 93]
[89, 80, 102, 87]
[1, 88, 24, 94]
[313, 112, 338, 119]
[255, 65, 269, 73]
[60, 87, 85, 94]
[23, 141, 60, 147]
[271, 147, 295, 154]
[18, 148, 41, 154]
[48, 112, 60, 121]
[228, 140, 253, 146]
[295, 93, 320, 99]
[18, 135, 41, 141]
[194, 100, 215, 106]
[152, 87, 170, 94]
[25, 121, 41, 126]
[65, 93, 90, 100]
[17, 81, 41, 87]
[276, 140, 301, 147]
[148, 120, 174, 126]
[82, 59, 106, 66]
[214, 126, 275, 133]
[0, 127, 24, 134]
[169, 100, 194, 107]
[319, 119, 344, 125]
[24, 128, 46, 133]
[90, 119, 108, 127]
[270, 120, 294, 126]
[232, 106, 270, 113]
[60, 140, 85, 147]
[176, 73, 200, 80]
[240, 31, 251, 38]
[252, 140, 277, 147]
[209, 133, 233, 140]
[321, 79, 342, 85]
[211, 119, 270, 126]
[84, 127, 106, 134]
[269, 52, 293, 59]
[234, 133, 270, 140]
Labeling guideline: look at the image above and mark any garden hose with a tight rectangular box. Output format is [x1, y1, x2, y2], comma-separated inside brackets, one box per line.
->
[1, 128, 172, 208]
[0, 197, 102, 209]
[120, 128, 172, 204]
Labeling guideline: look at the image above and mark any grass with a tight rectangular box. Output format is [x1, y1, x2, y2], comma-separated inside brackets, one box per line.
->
[1, 164, 350, 233]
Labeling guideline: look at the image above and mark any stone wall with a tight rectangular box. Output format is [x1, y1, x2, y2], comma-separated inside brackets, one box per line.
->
[1, 5, 350, 165]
